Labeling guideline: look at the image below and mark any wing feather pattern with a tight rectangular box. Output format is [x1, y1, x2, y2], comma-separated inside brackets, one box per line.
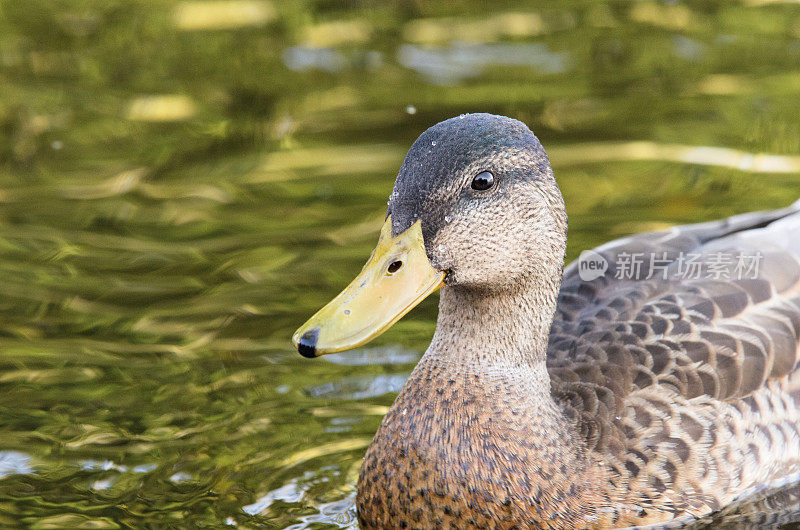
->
[548, 200, 800, 518]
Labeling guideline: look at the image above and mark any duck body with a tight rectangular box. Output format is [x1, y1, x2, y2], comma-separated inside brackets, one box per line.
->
[358, 348, 613, 528]
[357, 225, 800, 528]
[295, 114, 800, 529]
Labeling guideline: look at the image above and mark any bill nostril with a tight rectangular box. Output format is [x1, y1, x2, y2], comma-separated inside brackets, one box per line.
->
[297, 328, 319, 358]
[387, 260, 403, 274]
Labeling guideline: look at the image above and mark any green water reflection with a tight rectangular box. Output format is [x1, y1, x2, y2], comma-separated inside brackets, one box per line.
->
[0, 1, 799, 527]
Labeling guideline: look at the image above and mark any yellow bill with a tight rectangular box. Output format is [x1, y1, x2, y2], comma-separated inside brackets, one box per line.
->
[293, 216, 445, 357]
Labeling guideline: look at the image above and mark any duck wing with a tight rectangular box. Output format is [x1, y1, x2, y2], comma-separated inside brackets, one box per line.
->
[549, 200, 800, 445]
[552, 199, 800, 402]
[548, 200, 800, 517]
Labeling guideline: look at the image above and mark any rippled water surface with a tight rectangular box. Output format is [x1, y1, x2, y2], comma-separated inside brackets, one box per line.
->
[1, 1, 800, 527]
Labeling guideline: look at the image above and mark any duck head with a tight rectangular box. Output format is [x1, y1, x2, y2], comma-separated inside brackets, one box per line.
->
[293, 113, 567, 357]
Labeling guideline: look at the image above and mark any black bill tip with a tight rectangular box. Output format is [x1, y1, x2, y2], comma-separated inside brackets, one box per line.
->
[297, 328, 319, 358]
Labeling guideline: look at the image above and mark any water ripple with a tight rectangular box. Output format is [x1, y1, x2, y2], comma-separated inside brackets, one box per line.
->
[307, 374, 409, 400]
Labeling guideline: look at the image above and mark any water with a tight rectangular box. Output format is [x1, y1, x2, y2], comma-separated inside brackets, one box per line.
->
[0, 1, 799, 527]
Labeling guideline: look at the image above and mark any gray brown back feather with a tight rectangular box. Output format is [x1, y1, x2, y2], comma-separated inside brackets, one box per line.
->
[548, 200, 800, 518]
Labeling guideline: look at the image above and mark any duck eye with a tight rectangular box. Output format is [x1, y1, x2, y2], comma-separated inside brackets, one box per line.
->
[471, 171, 494, 191]
[387, 260, 403, 274]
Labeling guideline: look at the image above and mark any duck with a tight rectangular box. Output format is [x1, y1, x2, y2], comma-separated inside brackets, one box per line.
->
[293, 113, 800, 529]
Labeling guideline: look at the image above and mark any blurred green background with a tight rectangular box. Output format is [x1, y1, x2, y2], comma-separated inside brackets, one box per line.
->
[0, 1, 799, 527]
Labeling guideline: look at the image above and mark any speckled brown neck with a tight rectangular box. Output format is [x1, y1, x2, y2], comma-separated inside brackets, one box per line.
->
[428, 275, 559, 368]
[357, 275, 616, 528]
